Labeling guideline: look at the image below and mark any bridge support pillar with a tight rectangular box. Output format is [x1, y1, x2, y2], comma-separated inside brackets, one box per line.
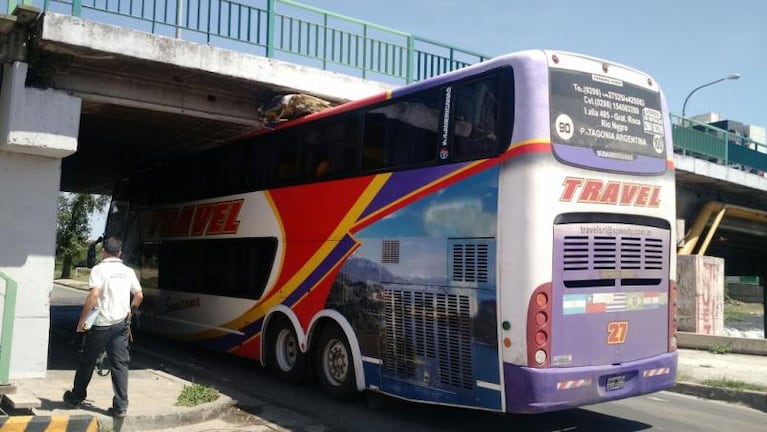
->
[0, 61, 81, 378]
[677, 255, 725, 336]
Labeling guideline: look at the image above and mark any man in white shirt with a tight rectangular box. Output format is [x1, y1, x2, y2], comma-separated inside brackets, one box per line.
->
[63, 237, 143, 418]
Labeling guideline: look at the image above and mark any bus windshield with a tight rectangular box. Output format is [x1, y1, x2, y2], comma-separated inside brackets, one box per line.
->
[549, 68, 667, 174]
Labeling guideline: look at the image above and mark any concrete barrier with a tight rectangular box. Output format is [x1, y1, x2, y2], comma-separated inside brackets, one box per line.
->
[678, 331, 767, 355]
[726, 283, 764, 303]
[0, 414, 98, 431]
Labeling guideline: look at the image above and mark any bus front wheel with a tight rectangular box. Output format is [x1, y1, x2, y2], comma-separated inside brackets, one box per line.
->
[315, 324, 358, 400]
[266, 316, 306, 384]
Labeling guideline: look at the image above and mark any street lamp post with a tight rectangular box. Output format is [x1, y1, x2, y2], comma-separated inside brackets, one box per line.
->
[681, 73, 741, 119]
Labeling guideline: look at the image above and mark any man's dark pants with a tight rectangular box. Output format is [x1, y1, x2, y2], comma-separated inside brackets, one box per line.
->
[71, 322, 130, 410]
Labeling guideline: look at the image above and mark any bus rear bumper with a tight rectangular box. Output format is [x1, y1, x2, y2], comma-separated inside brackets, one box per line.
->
[503, 351, 678, 413]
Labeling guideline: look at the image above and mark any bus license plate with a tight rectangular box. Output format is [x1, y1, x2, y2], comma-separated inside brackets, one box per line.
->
[606, 375, 625, 391]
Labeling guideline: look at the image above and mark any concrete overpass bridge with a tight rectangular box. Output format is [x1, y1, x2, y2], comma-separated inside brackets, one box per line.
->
[0, 1, 765, 380]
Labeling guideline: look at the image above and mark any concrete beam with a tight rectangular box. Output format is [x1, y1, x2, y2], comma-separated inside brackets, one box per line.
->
[675, 154, 767, 192]
[0, 62, 81, 158]
[0, 14, 16, 35]
[11, 5, 40, 25]
[51, 64, 262, 127]
[39, 13, 391, 104]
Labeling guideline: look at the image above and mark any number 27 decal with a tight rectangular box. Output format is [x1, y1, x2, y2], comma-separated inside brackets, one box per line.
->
[607, 321, 629, 344]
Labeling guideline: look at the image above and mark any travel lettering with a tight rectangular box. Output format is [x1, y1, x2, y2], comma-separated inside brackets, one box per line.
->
[559, 177, 661, 207]
[150, 199, 244, 237]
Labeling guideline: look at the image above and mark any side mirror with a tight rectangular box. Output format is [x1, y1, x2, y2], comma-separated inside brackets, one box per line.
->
[86, 236, 103, 268]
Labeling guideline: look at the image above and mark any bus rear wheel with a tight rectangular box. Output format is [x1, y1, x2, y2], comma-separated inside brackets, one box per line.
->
[266, 316, 306, 384]
[315, 324, 358, 400]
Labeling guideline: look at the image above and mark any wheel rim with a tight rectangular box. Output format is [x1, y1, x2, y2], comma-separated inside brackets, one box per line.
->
[322, 338, 349, 386]
[275, 328, 298, 372]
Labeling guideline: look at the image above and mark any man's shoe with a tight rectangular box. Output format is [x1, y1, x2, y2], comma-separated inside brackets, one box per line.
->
[107, 406, 127, 418]
[63, 390, 83, 408]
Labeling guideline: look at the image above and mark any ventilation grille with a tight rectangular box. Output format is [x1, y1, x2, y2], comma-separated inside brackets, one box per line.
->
[562, 236, 664, 271]
[383, 290, 473, 390]
[381, 240, 400, 264]
[452, 243, 489, 283]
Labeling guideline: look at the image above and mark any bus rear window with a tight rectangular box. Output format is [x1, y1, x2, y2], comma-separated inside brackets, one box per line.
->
[549, 68, 667, 174]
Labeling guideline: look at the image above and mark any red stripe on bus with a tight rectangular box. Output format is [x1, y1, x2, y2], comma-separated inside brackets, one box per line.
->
[267, 177, 376, 295]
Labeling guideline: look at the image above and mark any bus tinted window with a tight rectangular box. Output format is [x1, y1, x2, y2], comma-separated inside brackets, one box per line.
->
[301, 116, 359, 180]
[363, 89, 440, 171]
[157, 238, 277, 300]
[251, 136, 280, 189]
[453, 76, 501, 160]
[276, 134, 301, 184]
[210, 144, 248, 197]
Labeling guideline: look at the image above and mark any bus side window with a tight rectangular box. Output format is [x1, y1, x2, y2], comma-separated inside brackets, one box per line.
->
[453, 77, 501, 160]
[276, 135, 300, 184]
[325, 117, 359, 177]
[301, 126, 328, 180]
[159, 238, 276, 300]
[211, 144, 248, 197]
[251, 137, 279, 190]
[363, 112, 386, 170]
[363, 89, 440, 171]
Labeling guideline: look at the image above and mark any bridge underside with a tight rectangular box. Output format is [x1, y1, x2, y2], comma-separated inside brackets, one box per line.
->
[26, 12, 390, 193]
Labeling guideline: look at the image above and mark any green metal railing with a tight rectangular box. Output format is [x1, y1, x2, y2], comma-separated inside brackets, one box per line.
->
[672, 114, 767, 174]
[4, 0, 489, 83]
[0, 271, 17, 385]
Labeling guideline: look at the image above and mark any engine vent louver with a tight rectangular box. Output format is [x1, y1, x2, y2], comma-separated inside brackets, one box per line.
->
[558, 227, 668, 289]
[383, 290, 473, 390]
[452, 243, 489, 283]
[563, 235, 665, 272]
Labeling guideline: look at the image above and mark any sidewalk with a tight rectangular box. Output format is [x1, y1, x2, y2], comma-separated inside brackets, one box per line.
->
[4, 325, 237, 432]
[4, 280, 764, 432]
[676, 347, 767, 412]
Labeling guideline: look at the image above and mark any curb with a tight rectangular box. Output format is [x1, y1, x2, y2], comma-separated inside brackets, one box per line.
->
[678, 332, 767, 356]
[0, 414, 98, 431]
[671, 381, 767, 413]
[95, 396, 236, 432]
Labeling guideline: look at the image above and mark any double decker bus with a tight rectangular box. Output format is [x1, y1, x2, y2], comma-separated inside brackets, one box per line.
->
[100, 50, 677, 413]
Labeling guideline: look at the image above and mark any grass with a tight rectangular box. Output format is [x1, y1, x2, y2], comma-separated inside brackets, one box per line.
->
[53, 262, 90, 283]
[176, 383, 220, 407]
[724, 298, 764, 322]
[701, 377, 767, 392]
[707, 343, 732, 355]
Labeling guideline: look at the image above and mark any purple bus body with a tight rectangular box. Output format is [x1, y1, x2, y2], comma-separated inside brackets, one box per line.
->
[504, 351, 677, 413]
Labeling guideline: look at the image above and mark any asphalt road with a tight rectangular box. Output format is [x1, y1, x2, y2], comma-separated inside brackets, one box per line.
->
[52, 284, 766, 432]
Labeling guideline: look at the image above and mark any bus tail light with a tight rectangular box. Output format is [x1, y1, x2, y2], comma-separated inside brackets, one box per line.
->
[527, 283, 552, 368]
[668, 280, 677, 351]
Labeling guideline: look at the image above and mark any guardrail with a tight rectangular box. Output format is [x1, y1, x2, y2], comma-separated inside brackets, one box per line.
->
[3, 0, 488, 83]
[0, 271, 17, 385]
[672, 114, 767, 175]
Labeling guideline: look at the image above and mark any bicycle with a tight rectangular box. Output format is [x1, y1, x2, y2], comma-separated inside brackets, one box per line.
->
[76, 314, 136, 377]
[95, 349, 110, 376]
[91, 320, 135, 377]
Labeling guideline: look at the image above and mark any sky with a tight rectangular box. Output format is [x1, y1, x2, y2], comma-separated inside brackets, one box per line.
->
[307, 0, 765, 128]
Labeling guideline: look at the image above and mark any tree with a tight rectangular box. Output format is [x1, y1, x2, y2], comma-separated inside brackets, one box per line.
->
[56, 193, 110, 279]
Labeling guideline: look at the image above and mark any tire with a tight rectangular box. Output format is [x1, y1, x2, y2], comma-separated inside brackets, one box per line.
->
[266, 316, 306, 384]
[315, 324, 359, 401]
